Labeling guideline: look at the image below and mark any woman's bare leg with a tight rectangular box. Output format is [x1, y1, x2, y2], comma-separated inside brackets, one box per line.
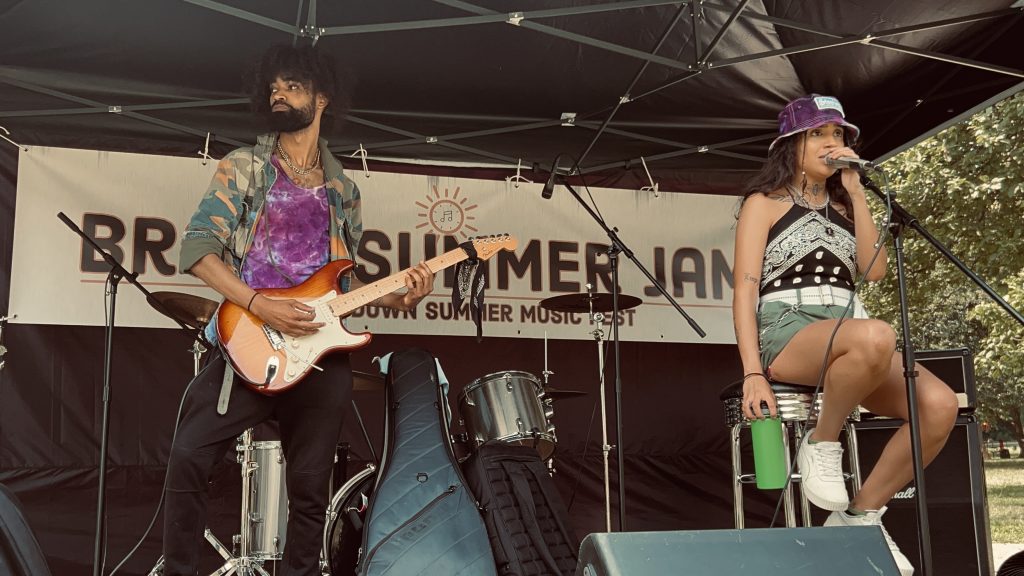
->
[851, 356, 958, 510]
[768, 317, 896, 441]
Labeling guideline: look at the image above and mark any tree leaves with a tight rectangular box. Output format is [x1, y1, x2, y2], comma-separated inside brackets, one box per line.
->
[860, 93, 1024, 439]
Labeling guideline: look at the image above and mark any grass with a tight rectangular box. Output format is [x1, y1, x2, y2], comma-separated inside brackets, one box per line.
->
[986, 456, 1024, 544]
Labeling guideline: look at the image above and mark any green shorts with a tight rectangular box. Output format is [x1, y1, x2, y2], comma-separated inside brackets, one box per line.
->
[757, 294, 867, 370]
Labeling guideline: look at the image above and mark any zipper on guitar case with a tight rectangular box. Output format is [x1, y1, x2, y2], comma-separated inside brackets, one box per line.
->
[359, 484, 458, 570]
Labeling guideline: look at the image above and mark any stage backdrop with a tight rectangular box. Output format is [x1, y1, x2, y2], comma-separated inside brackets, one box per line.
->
[9, 145, 737, 344]
[1, 146, 769, 576]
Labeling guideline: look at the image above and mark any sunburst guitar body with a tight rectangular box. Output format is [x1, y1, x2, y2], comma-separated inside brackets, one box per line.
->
[217, 234, 516, 394]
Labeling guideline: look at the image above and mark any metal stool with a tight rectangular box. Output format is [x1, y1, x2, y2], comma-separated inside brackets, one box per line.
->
[720, 379, 862, 528]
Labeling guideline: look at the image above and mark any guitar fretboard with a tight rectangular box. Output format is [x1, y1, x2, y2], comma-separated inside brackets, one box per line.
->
[327, 248, 470, 316]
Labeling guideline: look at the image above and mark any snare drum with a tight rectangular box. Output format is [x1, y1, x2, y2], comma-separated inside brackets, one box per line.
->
[238, 439, 289, 560]
[458, 370, 555, 460]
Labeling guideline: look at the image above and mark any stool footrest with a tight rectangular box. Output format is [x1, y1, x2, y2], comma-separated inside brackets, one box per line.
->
[738, 472, 855, 484]
[738, 474, 803, 485]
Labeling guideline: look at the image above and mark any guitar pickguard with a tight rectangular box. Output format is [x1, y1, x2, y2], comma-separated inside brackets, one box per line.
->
[277, 290, 367, 384]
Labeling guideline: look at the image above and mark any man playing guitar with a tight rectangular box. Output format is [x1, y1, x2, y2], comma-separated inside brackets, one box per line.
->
[162, 44, 434, 576]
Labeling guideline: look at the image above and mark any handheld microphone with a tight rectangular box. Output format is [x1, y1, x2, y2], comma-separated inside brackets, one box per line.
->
[541, 153, 566, 199]
[825, 156, 880, 171]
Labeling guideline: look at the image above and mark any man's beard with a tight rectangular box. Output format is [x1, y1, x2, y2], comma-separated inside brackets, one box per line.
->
[268, 101, 316, 133]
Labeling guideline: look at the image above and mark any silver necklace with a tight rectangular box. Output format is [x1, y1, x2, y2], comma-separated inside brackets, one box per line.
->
[788, 184, 835, 236]
[276, 140, 321, 176]
[788, 184, 829, 210]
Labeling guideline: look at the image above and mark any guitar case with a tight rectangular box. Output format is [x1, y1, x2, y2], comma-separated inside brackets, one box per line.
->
[358, 348, 496, 576]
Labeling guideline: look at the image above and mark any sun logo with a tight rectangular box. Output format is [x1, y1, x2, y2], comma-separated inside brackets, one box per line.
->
[415, 185, 478, 238]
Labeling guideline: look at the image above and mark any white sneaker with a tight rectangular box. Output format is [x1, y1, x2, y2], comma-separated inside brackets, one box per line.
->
[796, 428, 849, 511]
[826, 507, 914, 576]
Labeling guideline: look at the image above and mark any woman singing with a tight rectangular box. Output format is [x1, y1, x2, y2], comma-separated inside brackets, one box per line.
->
[732, 94, 958, 576]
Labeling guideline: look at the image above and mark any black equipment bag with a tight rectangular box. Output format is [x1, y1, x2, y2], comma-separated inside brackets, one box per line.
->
[0, 484, 53, 576]
[463, 443, 578, 576]
[359, 348, 496, 576]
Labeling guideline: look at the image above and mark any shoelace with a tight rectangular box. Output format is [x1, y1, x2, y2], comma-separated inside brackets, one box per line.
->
[865, 510, 899, 550]
[815, 442, 844, 478]
[879, 524, 898, 549]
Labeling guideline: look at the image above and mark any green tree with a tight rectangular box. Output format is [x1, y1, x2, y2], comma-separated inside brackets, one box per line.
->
[859, 92, 1024, 450]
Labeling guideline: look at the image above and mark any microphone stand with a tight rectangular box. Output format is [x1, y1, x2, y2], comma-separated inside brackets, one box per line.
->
[557, 180, 706, 531]
[860, 175, 1024, 576]
[57, 212, 205, 576]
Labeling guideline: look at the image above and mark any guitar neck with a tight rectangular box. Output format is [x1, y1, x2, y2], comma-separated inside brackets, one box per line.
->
[328, 248, 469, 316]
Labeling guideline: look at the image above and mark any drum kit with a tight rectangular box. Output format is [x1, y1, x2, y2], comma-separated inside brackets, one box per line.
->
[145, 284, 641, 575]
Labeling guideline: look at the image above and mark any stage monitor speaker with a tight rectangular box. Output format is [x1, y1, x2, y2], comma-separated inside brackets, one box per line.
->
[0, 484, 53, 576]
[575, 527, 899, 575]
[853, 415, 992, 576]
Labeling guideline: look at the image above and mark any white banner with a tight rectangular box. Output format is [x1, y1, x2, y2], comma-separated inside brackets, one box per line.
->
[11, 146, 739, 344]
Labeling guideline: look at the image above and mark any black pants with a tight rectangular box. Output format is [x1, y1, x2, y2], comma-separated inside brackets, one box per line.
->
[162, 352, 352, 576]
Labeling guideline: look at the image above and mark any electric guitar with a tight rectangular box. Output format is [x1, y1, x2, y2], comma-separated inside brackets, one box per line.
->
[217, 234, 517, 394]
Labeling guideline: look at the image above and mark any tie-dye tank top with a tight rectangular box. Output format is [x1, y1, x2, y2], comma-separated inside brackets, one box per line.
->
[241, 157, 330, 289]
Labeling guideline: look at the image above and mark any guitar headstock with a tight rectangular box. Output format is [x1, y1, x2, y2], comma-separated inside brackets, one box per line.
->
[468, 234, 518, 260]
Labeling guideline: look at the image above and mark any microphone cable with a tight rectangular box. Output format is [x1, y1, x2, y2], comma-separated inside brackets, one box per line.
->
[106, 358, 205, 575]
[767, 170, 894, 528]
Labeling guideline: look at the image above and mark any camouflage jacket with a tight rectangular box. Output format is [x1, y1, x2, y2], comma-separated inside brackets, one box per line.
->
[179, 133, 363, 282]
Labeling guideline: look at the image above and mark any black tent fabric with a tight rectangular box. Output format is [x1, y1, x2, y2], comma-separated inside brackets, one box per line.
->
[1, 1, 1022, 190]
[1, 2, 1022, 575]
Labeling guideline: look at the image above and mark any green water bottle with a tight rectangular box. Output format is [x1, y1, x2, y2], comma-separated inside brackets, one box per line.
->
[750, 413, 787, 489]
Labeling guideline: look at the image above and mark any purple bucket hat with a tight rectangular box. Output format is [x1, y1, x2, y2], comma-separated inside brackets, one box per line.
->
[769, 94, 860, 150]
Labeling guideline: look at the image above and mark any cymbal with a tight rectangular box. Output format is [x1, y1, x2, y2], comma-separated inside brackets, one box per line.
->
[538, 292, 642, 313]
[150, 291, 219, 329]
[541, 387, 588, 400]
[353, 370, 385, 392]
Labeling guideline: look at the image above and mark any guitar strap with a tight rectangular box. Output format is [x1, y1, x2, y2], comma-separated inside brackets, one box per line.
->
[451, 241, 487, 342]
[216, 353, 234, 415]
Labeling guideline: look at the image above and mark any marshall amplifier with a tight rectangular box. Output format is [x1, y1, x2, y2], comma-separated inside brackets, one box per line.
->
[852, 415, 993, 576]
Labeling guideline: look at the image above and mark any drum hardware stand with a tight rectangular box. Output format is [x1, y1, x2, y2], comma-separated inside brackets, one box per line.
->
[542, 332, 557, 477]
[544, 173, 706, 531]
[861, 174, 1024, 576]
[148, 529, 262, 576]
[190, 339, 207, 376]
[542, 330, 554, 387]
[583, 283, 614, 533]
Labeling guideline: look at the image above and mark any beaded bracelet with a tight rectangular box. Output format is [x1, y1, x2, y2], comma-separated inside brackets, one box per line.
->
[247, 292, 260, 312]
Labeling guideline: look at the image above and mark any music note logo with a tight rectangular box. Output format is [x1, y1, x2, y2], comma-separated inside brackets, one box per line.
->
[416, 185, 479, 238]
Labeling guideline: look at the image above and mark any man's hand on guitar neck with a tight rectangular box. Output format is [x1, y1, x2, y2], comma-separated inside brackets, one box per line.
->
[363, 261, 437, 312]
[250, 295, 325, 337]
[400, 261, 435, 310]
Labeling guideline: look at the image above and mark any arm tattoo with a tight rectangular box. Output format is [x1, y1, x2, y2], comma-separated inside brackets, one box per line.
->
[743, 273, 759, 284]
[370, 297, 385, 307]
